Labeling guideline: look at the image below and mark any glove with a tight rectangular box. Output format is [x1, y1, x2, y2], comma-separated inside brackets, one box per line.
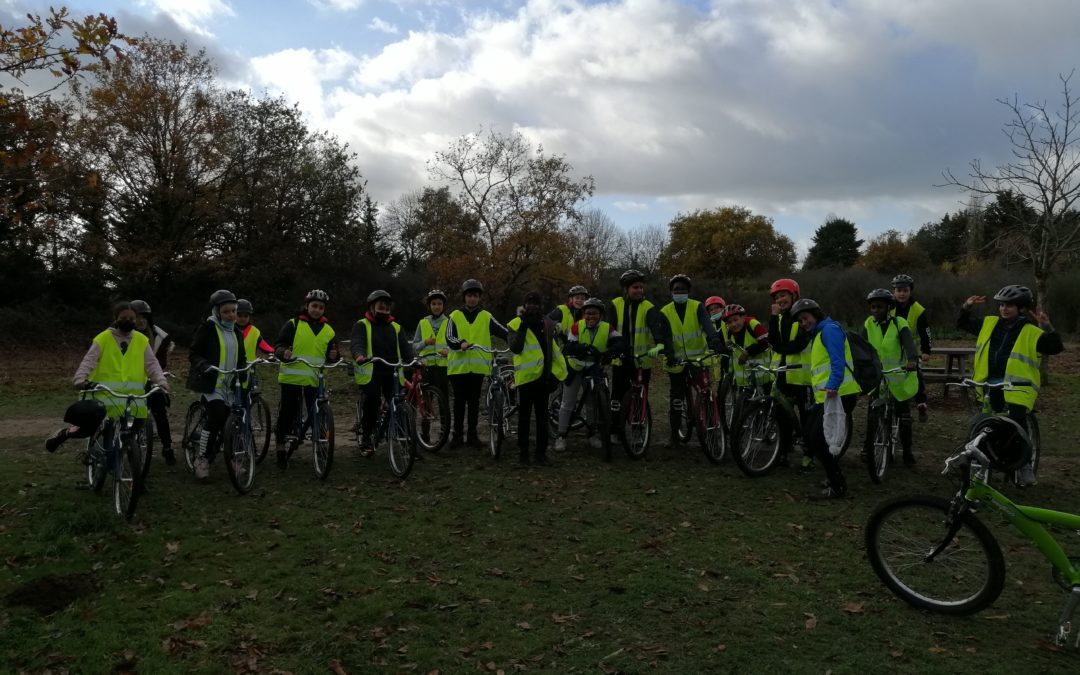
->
[647, 343, 665, 358]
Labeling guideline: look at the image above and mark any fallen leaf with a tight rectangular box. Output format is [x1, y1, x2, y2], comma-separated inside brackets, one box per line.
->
[841, 602, 864, 614]
[516, 621, 531, 630]
[171, 614, 211, 631]
[165, 542, 180, 554]
[712, 644, 727, 653]
[180, 582, 197, 591]
[246, 590, 259, 601]
[890, 650, 903, 657]
[804, 613, 817, 630]
[928, 646, 947, 655]
[329, 658, 348, 674]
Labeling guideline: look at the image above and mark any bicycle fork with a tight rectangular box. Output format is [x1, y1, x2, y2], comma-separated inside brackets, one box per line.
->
[1056, 587, 1080, 647]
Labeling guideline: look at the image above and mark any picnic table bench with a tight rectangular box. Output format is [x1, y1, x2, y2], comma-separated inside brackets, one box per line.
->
[922, 346, 976, 397]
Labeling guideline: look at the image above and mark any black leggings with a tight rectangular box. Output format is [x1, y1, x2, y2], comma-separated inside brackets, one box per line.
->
[276, 384, 318, 444]
[805, 394, 858, 493]
[451, 373, 484, 438]
[360, 373, 396, 437]
[776, 382, 809, 456]
[516, 380, 550, 459]
[611, 361, 652, 405]
[200, 397, 229, 462]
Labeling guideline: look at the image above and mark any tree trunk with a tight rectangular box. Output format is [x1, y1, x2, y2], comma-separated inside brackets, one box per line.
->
[1033, 266, 1052, 386]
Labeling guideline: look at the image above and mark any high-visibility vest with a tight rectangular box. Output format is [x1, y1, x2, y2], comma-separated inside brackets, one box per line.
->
[418, 315, 449, 368]
[660, 300, 708, 374]
[278, 319, 336, 387]
[557, 305, 575, 334]
[771, 317, 811, 386]
[611, 297, 656, 369]
[729, 318, 772, 387]
[447, 309, 494, 376]
[507, 317, 568, 385]
[353, 318, 404, 385]
[568, 320, 611, 370]
[891, 301, 926, 340]
[864, 316, 918, 401]
[972, 316, 1043, 410]
[88, 330, 150, 418]
[809, 326, 861, 403]
[241, 324, 263, 363]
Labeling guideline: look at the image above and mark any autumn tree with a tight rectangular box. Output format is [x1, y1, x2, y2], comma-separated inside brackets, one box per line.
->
[803, 216, 862, 269]
[565, 208, 622, 285]
[857, 230, 931, 274]
[614, 224, 668, 278]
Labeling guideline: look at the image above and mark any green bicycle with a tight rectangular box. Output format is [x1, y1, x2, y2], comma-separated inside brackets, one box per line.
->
[865, 380, 1080, 646]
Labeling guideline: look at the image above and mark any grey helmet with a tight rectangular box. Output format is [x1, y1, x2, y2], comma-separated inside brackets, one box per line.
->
[582, 297, 605, 312]
[236, 299, 254, 314]
[790, 298, 821, 316]
[209, 289, 237, 308]
[668, 273, 692, 290]
[619, 269, 645, 287]
[993, 285, 1034, 308]
[866, 288, 895, 305]
[425, 289, 447, 304]
[461, 278, 484, 295]
[304, 289, 330, 304]
[568, 285, 589, 297]
[366, 289, 392, 305]
[130, 299, 151, 315]
[891, 273, 915, 289]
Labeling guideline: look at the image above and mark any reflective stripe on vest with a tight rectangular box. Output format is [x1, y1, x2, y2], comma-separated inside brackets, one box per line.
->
[88, 330, 150, 418]
[972, 317, 1042, 410]
[660, 300, 707, 373]
[507, 317, 568, 385]
[447, 309, 494, 376]
[864, 316, 918, 401]
[568, 320, 611, 370]
[770, 317, 811, 386]
[809, 328, 861, 403]
[730, 318, 772, 387]
[558, 305, 574, 334]
[611, 297, 656, 368]
[278, 319, 336, 386]
[418, 315, 449, 368]
[354, 319, 403, 385]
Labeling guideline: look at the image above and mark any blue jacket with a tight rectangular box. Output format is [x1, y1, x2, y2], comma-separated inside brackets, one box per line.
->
[810, 316, 847, 392]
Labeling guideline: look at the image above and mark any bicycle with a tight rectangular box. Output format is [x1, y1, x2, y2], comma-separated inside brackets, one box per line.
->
[354, 357, 421, 478]
[863, 367, 911, 485]
[729, 364, 801, 477]
[278, 357, 350, 480]
[407, 356, 450, 453]
[247, 357, 274, 465]
[547, 356, 615, 461]
[672, 353, 728, 464]
[951, 378, 1041, 487]
[864, 403, 1080, 647]
[79, 383, 163, 520]
[137, 370, 175, 485]
[616, 354, 652, 460]
[472, 346, 515, 459]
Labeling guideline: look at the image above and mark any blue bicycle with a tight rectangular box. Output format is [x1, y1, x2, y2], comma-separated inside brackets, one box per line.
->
[359, 357, 421, 478]
[280, 357, 349, 480]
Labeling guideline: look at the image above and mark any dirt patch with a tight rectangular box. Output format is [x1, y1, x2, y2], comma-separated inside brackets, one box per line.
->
[5, 573, 100, 615]
[3, 418, 63, 439]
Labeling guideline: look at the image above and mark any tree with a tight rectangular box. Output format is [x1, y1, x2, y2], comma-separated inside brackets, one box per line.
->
[658, 206, 797, 284]
[942, 72, 1080, 310]
[615, 224, 668, 277]
[857, 230, 931, 274]
[358, 195, 400, 272]
[911, 212, 969, 267]
[565, 208, 622, 284]
[802, 216, 863, 269]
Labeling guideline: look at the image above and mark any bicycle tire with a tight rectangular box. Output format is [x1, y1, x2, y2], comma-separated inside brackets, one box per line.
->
[1028, 413, 1041, 478]
[548, 387, 586, 432]
[252, 395, 272, 465]
[865, 405, 891, 485]
[86, 430, 108, 494]
[387, 404, 415, 478]
[415, 386, 450, 452]
[865, 494, 1005, 615]
[138, 415, 154, 485]
[697, 391, 725, 464]
[594, 381, 613, 462]
[675, 395, 693, 444]
[114, 432, 142, 520]
[181, 402, 206, 474]
[223, 414, 256, 494]
[312, 402, 335, 480]
[620, 390, 651, 460]
[719, 373, 738, 434]
[488, 386, 505, 459]
[731, 400, 782, 477]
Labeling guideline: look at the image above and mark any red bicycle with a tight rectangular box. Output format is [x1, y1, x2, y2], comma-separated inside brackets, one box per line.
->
[404, 357, 450, 453]
[673, 353, 728, 464]
[617, 354, 652, 459]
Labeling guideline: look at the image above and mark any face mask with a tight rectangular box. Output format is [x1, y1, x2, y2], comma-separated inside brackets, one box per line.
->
[220, 319, 236, 330]
[710, 312, 723, 322]
[673, 293, 689, 304]
[115, 320, 135, 332]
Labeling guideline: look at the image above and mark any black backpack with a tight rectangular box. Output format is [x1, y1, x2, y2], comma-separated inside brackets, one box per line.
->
[844, 329, 883, 395]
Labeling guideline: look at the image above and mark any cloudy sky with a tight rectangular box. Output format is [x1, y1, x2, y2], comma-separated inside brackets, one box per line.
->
[6, 0, 1080, 255]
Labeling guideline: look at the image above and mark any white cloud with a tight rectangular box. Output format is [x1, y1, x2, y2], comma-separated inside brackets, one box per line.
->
[309, 0, 364, 11]
[138, 0, 234, 36]
[369, 16, 400, 34]
[613, 201, 650, 212]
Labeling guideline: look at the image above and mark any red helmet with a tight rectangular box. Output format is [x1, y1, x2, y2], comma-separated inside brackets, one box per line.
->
[704, 295, 726, 309]
[721, 304, 746, 320]
[769, 278, 800, 297]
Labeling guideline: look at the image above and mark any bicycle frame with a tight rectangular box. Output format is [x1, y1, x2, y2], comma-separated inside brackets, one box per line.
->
[286, 357, 346, 438]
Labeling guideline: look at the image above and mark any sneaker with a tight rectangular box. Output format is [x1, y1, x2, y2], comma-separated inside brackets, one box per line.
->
[276, 446, 288, 470]
[45, 427, 68, 453]
[162, 446, 176, 466]
[554, 436, 567, 452]
[589, 436, 603, 450]
[449, 435, 464, 449]
[819, 485, 847, 499]
[917, 404, 929, 423]
[194, 456, 210, 479]
[800, 455, 816, 471]
[466, 434, 483, 449]
[902, 452, 916, 466]
[1016, 462, 1037, 487]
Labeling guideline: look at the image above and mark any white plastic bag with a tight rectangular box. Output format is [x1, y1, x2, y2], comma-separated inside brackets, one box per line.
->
[823, 396, 847, 457]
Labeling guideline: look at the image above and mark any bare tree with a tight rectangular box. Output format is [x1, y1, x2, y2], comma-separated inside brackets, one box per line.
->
[566, 207, 622, 284]
[616, 223, 668, 277]
[943, 72, 1080, 309]
[384, 188, 425, 270]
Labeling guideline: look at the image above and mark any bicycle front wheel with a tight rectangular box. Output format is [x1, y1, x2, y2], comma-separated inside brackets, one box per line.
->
[223, 414, 256, 494]
[138, 415, 155, 485]
[865, 405, 892, 485]
[86, 432, 108, 494]
[252, 395, 272, 465]
[675, 395, 693, 444]
[719, 373, 738, 434]
[114, 433, 142, 520]
[865, 495, 1005, 615]
[415, 386, 450, 452]
[181, 402, 206, 474]
[620, 390, 651, 460]
[732, 401, 781, 477]
[487, 387, 505, 459]
[387, 405, 415, 478]
[312, 402, 335, 480]
[697, 392, 725, 464]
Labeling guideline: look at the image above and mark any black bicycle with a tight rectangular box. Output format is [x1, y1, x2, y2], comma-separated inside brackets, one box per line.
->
[730, 364, 801, 477]
[354, 356, 421, 478]
[548, 359, 615, 460]
[279, 357, 350, 480]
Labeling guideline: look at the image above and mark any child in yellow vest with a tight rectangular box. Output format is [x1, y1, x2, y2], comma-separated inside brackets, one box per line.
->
[863, 289, 919, 465]
[508, 291, 568, 465]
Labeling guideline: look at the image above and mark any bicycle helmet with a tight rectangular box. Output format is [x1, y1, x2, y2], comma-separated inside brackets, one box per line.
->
[461, 278, 484, 295]
[425, 289, 447, 303]
[967, 414, 1032, 471]
[619, 269, 645, 287]
[304, 289, 330, 304]
[770, 278, 800, 296]
[568, 285, 589, 297]
[866, 288, 895, 304]
[668, 273, 692, 290]
[720, 304, 746, 319]
[63, 399, 106, 438]
[704, 295, 726, 309]
[130, 299, 151, 315]
[993, 285, 1034, 308]
[891, 273, 915, 289]
[366, 290, 392, 305]
[582, 297, 605, 312]
[790, 298, 821, 316]
[209, 289, 237, 308]
[236, 299, 254, 314]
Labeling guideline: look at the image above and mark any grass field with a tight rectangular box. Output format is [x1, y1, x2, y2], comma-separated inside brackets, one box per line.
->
[2, 347, 1079, 674]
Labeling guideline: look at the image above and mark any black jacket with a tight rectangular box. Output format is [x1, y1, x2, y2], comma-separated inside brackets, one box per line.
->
[508, 315, 557, 379]
[350, 312, 415, 377]
[187, 320, 247, 394]
[274, 314, 337, 362]
[956, 309, 1064, 378]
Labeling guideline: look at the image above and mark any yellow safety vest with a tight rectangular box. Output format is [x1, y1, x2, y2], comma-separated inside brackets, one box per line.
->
[557, 305, 575, 334]
[507, 317, 568, 386]
[771, 317, 811, 386]
[864, 316, 918, 401]
[353, 318, 404, 385]
[611, 297, 656, 369]
[660, 300, 708, 374]
[447, 309, 494, 376]
[890, 301, 925, 341]
[88, 330, 150, 418]
[809, 326, 861, 403]
[568, 320, 611, 370]
[278, 319, 336, 387]
[242, 324, 263, 364]
[418, 315, 449, 368]
[729, 318, 773, 387]
[972, 317, 1043, 410]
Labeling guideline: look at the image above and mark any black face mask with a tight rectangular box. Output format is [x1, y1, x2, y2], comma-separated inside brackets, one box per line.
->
[115, 320, 136, 332]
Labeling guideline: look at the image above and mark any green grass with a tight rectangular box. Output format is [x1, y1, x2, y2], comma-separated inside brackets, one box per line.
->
[2, 357, 1080, 673]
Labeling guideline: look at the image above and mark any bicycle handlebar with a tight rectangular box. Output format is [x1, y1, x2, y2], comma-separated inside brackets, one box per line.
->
[670, 351, 730, 367]
[208, 357, 274, 375]
[942, 430, 992, 476]
[286, 357, 348, 370]
[83, 384, 166, 400]
[362, 356, 424, 369]
[466, 345, 510, 354]
[748, 364, 803, 373]
[946, 378, 1033, 391]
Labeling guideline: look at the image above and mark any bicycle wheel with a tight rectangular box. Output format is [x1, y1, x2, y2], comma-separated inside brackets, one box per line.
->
[1028, 413, 1041, 477]
[86, 430, 108, 494]
[593, 382, 614, 462]
[865, 405, 891, 485]
[414, 386, 450, 452]
[732, 401, 782, 477]
[675, 395, 693, 444]
[620, 390, 651, 459]
[719, 373, 738, 434]
[697, 392, 725, 464]
[487, 386, 505, 459]
[114, 433, 142, 520]
[387, 405, 415, 478]
[181, 402, 206, 474]
[138, 415, 154, 485]
[223, 414, 256, 494]
[865, 495, 1005, 615]
[312, 402, 335, 480]
[252, 395, 272, 465]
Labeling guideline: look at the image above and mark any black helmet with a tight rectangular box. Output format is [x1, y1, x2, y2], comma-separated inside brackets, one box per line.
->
[130, 299, 151, 315]
[461, 279, 484, 295]
[668, 273, 692, 290]
[425, 289, 447, 304]
[993, 285, 1034, 308]
[790, 298, 821, 316]
[619, 269, 645, 287]
[968, 415, 1032, 471]
[304, 289, 330, 304]
[366, 290, 392, 305]
[568, 285, 589, 297]
[866, 288, 895, 304]
[891, 274, 915, 289]
[236, 299, 254, 314]
[582, 297, 605, 312]
[209, 289, 237, 308]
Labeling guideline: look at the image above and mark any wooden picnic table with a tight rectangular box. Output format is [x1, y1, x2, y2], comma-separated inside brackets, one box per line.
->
[928, 346, 976, 397]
